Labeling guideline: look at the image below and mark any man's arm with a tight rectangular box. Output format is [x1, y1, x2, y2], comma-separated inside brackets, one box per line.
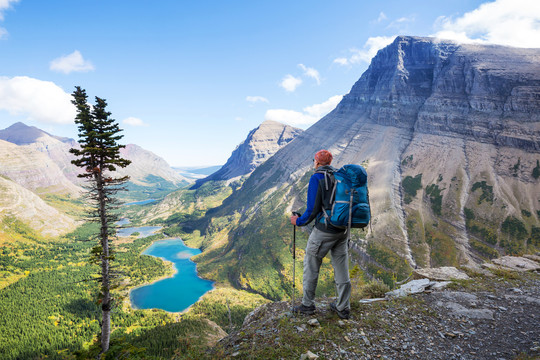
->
[294, 174, 321, 226]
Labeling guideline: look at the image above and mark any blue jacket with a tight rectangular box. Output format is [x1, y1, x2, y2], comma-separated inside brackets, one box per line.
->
[295, 165, 343, 233]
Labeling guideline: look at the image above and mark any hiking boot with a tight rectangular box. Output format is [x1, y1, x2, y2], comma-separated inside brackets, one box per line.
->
[292, 303, 316, 315]
[329, 302, 350, 319]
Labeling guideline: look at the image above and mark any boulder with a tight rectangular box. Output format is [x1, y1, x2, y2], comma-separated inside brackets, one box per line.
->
[413, 267, 470, 281]
[490, 256, 540, 272]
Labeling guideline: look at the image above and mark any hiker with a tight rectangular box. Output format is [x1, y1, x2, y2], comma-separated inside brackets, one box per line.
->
[290, 149, 351, 319]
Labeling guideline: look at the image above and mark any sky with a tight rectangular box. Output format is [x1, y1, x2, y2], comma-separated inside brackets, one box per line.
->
[0, 0, 539, 167]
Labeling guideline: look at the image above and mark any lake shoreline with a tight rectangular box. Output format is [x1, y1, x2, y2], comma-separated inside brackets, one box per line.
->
[126, 236, 215, 314]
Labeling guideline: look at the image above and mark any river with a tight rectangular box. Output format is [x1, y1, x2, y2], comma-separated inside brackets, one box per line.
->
[118, 219, 214, 312]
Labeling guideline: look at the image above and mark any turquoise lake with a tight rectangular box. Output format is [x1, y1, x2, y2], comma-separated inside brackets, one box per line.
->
[129, 238, 214, 312]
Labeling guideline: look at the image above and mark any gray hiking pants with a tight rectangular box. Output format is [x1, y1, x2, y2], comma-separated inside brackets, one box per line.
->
[302, 227, 351, 312]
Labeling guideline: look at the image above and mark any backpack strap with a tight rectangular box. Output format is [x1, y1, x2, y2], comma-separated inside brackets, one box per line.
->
[347, 187, 354, 248]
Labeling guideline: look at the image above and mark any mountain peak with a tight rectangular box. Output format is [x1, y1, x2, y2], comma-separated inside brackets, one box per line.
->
[192, 120, 303, 188]
[0, 122, 74, 145]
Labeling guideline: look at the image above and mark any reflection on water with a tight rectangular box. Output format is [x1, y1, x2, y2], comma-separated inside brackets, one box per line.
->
[175, 251, 193, 259]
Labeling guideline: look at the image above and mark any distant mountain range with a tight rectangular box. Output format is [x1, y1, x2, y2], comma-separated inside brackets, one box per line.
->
[183, 36, 540, 298]
[0, 122, 189, 236]
[173, 166, 223, 180]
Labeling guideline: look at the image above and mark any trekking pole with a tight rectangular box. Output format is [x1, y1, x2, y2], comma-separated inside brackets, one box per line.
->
[291, 211, 301, 312]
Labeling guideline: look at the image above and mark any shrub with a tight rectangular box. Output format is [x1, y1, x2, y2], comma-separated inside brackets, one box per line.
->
[471, 181, 494, 204]
[359, 280, 390, 299]
[425, 184, 443, 215]
[501, 216, 528, 240]
[533, 160, 540, 179]
[402, 174, 422, 201]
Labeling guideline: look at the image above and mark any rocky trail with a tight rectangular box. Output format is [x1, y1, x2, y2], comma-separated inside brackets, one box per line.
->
[209, 258, 540, 360]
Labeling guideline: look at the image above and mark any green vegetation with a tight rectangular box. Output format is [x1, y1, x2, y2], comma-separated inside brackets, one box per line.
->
[366, 242, 410, 287]
[425, 184, 443, 215]
[425, 224, 458, 267]
[357, 280, 390, 299]
[39, 193, 87, 217]
[464, 207, 475, 222]
[510, 157, 521, 177]
[521, 209, 531, 217]
[401, 174, 422, 204]
[500, 216, 528, 255]
[0, 218, 270, 359]
[123, 174, 188, 202]
[501, 216, 528, 240]
[529, 226, 540, 247]
[469, 239, 499, 259]
[532, 160, 540, 179]
[401, 154, 413, 166]
[471, 181, 494, 204]
[70, 86, 132, 353]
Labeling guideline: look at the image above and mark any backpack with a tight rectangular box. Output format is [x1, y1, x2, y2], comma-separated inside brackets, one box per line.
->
[319, 164, 371, 232]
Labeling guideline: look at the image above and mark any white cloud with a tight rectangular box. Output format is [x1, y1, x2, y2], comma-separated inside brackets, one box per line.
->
[0, 0, 19, 21]
[246, 96, 269, 103]
[122, 117, 148, 127]
[280, 74, 302, 92]
[0, 76, 76, 124]
[304, 95, 343, 118]
[50, 50, 95, 74]
[334, 36, 395, 66]
[376, 12, 387, 23]
[298, 64, 321, 85]
[264, 95, 343, 127]
[0, 0, 18, 38]
[433, 0, 540, 48]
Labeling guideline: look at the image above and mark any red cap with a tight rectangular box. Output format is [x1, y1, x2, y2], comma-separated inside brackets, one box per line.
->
[314, 150, 333, 165]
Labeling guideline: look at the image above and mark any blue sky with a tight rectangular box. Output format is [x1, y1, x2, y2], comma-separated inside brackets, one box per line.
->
[0, 0, 539, 166]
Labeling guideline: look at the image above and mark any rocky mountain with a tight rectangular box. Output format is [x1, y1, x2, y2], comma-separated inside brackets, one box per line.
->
[116, 144, 188, 187]
[0, 139, 82, 196]
[0, 175, 78, 237]
[185, 36, 540, 299]
[192, 120, 303, 188]
[0, 122, 81, 185]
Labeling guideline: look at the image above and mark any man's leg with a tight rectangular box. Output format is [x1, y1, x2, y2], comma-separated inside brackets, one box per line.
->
[330, 237, 351, 312]
[302, 228, 326, 307]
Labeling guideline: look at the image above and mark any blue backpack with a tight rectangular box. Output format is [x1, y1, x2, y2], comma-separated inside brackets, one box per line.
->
[319, 164, 371, 231]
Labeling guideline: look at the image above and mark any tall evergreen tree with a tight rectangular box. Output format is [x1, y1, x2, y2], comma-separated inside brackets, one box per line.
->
[69, 86, 131, 353]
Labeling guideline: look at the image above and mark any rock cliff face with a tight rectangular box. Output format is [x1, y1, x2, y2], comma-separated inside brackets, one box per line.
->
[193, 120, 303, 188]
[188, 36, 540, 298]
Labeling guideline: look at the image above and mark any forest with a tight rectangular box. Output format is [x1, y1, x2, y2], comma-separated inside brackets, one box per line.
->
[0, 217, 267, 359]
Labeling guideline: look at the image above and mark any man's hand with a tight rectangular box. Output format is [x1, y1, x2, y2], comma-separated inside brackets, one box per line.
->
[290, 215, 299, 226]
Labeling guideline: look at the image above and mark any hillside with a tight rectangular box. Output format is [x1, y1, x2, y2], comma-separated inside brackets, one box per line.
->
[175, 36, 540, 300]
[211, 263, 540, 360]
[0, 176, 78, 238]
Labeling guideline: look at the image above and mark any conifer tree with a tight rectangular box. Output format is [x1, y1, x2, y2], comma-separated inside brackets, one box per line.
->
[69, 86, 131, 353]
